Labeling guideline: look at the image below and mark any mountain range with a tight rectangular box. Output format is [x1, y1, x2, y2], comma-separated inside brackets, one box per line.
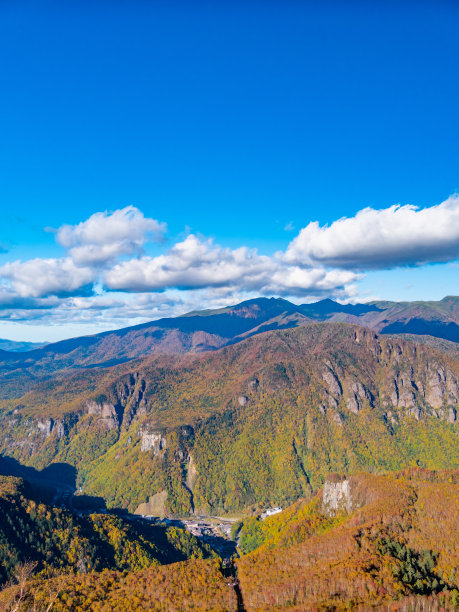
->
[0, 339, 45, 352]
[0, 295, 458, 400]
[0, 295, 458, 609]
[0, 308, 457, 515]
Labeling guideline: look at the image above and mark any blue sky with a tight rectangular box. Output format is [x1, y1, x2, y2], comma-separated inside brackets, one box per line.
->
[0, 1, 458, 341]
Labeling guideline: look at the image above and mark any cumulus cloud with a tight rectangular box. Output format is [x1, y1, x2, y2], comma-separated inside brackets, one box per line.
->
[57, 206, 167, 266]
[285, 195, 459, 270]
[104, 234, 360, 296]
[105, 235, 272, 291]
[0, 258, 95, 298]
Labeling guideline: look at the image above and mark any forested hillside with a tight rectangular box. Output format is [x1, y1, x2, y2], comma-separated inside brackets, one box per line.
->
[0, 296, 457, 399]
[1, 470, 457, 611]
[0, 476, 212, 587]
[237, 469, 459, 610]
[0, 323, 457, 515]
[0, 558, 234, 612]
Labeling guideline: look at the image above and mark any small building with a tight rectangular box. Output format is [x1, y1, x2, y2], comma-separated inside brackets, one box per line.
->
[261, 507, 282, 520]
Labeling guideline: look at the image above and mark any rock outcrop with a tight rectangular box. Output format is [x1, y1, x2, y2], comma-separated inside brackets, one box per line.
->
[381, 361, 459, 420]
[37, 419, 53, 437]
[140, 429, 167, 454]
[322, 475, 352, 515]
[346, 380, 371, 414]
[85, 400, 119, 430]
[37, 418, 67, 438]
[322, 366, 342, 398]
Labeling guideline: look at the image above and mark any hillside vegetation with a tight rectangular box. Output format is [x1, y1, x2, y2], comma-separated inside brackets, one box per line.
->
[237, 469, 459, 610]
[0, 296, 457, 399]
[1, 470, 457, 611]
[0, 476, 212, 587]
[0, 323, 458, 515]
[0, 558, 234, 612]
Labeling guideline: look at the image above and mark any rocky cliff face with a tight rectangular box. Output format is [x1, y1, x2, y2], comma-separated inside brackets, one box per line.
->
[36, 418, 67, 439]
[36, 418, 53, 437]
[0, 323, 457, 514]
[322, 476, 352, 514]
[319, 335, 458, 425]
[140, 429, 167, 454]
[85, 401, 119, 430]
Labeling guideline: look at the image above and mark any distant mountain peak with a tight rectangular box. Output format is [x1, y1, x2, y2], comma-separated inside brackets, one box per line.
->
[314, 298, 340, 305]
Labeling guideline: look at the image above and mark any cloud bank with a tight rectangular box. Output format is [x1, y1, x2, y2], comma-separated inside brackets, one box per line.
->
[104, 234, 358, 296]
[0, 258, 94, 298]
[0, 196, 457, 329]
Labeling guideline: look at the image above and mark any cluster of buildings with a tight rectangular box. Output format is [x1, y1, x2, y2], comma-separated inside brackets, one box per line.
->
[182, 519, 231, 540]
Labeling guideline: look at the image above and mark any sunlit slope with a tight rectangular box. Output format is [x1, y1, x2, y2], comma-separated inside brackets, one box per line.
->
[237, 469, 459, 610]
[0, 296, 457, 400]
[1, 470, 457, 611]
[0, 323, 458, 514]
[0, 558, 232, 612]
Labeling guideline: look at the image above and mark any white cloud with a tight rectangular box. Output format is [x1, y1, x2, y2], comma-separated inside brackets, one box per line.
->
[0, 258, 94, 298]
[285, 195, 459, 270]
[105, 235, 271, 291]
[0, 288, 241, 329]
[104, 234, 360, 297]
[4, 195, 457, 333]
[57, 206, 167, 266]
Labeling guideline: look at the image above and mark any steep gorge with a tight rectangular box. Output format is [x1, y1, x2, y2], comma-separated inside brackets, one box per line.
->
[0, 323, 457, 515]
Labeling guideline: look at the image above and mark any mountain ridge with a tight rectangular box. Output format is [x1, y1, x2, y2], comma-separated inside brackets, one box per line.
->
[3, 295, 458, 359]
[0, 295, 457, 399]
[1, 322, 457, 515]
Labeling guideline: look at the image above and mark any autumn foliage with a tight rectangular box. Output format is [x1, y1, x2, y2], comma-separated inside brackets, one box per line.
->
[237, 469, 459, 610]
